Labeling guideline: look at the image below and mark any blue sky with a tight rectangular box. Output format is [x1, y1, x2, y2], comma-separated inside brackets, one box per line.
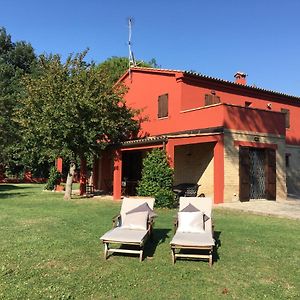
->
[2, 0, 300, 96]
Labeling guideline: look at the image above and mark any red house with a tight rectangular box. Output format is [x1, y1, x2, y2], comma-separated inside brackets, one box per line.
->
[93, 67, 300, 204]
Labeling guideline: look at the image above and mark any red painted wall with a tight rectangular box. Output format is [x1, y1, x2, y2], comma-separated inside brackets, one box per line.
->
[179, 76, 300, 144]
[123, 69, 288, 139]
[224, 105, 285, 136]
[125, 71, 181, 137]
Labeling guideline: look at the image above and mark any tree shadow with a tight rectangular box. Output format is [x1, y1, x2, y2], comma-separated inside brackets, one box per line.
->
[0, 184, 32, 192]
[0, 184, 33, 200]
[144, 228, 171, 259]
[0, 192, 29, 200]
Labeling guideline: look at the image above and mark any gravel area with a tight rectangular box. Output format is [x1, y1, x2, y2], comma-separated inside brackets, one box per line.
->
[215, 197, 300, 220]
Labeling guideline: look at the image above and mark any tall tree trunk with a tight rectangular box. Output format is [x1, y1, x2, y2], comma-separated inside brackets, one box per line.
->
[64, 162, 76, 200]
[79, 156, 87, 196]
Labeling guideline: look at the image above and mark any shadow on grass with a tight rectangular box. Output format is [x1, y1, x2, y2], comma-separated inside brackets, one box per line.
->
[103, 228, 171, 261]
[0, 192, 29, 199]
[0, 184, 32, 191]
[0, 184, 34, 200]
[144, 228, 171, 259]
[213, 231, 221, 264]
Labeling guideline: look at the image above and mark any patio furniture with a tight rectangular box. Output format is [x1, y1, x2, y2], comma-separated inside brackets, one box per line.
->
[85, 184, 94, 197]
[173, 183, 200, 197]
[100, 197, 156, 262]
[170, 197, 215, 266]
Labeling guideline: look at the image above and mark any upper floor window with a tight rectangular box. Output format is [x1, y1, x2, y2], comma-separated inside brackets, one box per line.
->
[204, 94, 220, 106]
[281, 108, 290, 128]
[158, 93, 168, 118]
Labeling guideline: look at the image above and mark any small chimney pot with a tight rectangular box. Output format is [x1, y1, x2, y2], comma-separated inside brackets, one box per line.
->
[234, 72, 247, 85]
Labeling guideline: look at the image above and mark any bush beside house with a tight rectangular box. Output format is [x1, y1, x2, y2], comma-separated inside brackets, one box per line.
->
[137, 149, 175, 208]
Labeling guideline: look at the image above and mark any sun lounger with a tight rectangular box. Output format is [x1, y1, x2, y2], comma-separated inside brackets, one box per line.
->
[170, 197, 215, 266]
[100, 197, 156, 262]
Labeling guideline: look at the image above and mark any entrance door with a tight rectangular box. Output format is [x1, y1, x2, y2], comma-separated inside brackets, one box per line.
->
[249, 148, 266, 199]
[239, 147, 276, 201]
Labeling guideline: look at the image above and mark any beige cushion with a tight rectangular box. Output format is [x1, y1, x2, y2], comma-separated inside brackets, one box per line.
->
[177, 211, 204, 233]
[170, 231, 215, 246]
[180, 203, 210, 222]
[179, 197, 212, 217]
[179, 197, 213, 232]
[120, 197, 155, 225]
[100, 227, 148, 243]
[121, 211, 148, 230]
[126, 202, 157, 219]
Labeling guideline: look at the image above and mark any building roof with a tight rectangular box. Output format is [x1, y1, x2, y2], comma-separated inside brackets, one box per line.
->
[121, 67, 300, 101]
[121, 127, 224, 147]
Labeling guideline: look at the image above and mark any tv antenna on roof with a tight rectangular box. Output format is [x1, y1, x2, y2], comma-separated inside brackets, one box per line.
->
[128, 17, 136, 68]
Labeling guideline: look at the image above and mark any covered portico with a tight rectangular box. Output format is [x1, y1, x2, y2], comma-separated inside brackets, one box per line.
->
[111, 133, 225, 204]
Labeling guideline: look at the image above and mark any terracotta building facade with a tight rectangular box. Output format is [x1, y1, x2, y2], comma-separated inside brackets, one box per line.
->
[93, 68, 300, 204]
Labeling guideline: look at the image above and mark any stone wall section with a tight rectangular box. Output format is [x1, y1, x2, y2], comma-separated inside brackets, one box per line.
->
[174, 143, 214, 197]
[223, 130, 287, 202]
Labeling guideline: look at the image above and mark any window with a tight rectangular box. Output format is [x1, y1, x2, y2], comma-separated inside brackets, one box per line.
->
[158, 93, 168, 118]
[204, 94, 220, 106]
[281, 108, 290, 128]
[245, 101, 252, 107]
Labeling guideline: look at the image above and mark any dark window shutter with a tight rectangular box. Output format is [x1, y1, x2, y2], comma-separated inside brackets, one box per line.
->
[204, 94, 213, 106]
[205, 94, 220, 106]
[213, 95, 221, 104]
[281, 108, 290, 128]
[158, 94, 168, 118]
[265, 149, 276, 200]
[239, 147, 250, 201]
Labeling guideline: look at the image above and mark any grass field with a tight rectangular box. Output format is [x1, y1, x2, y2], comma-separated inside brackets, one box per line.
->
[0, 184, 299, 299]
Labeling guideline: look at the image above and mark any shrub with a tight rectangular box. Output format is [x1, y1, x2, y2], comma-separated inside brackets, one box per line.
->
[137, 149, 175, 208]
[45, 166, 61, 190]
[154, 189, 176, 208]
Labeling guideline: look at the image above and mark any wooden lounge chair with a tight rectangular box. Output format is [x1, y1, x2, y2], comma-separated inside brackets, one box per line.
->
[100, 197, 156, 262]
[170, 197, 215, 266]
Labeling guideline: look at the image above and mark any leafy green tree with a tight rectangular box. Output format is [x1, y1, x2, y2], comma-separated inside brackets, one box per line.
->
[17, 50, 139, 199]
[98, 56, 159, 86]
[0, 27, 37, 172]
[137, 148, 175, 208]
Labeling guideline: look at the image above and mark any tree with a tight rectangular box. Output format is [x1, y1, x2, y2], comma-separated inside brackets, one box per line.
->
[98, 56, 159, 86]
[137, 149, 175, 208]
[0, 27, 37, 172]
[17, 50, 139, 199]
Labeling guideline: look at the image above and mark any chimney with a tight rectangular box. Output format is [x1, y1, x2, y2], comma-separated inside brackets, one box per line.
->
[234, 72, 247, 85]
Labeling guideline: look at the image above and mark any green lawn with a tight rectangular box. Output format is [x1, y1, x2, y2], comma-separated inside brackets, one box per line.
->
[0, 184, 299, 299]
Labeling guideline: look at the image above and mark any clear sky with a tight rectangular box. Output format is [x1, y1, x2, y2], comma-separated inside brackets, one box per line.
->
[2, 0, 300, 96]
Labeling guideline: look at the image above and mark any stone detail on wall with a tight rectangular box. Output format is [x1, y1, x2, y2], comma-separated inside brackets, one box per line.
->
[174, 143, 214, 197]
[223, 130, 286, 202]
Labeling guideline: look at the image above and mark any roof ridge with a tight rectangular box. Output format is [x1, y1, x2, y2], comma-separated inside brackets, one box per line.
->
[129, 67, 300, 100]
